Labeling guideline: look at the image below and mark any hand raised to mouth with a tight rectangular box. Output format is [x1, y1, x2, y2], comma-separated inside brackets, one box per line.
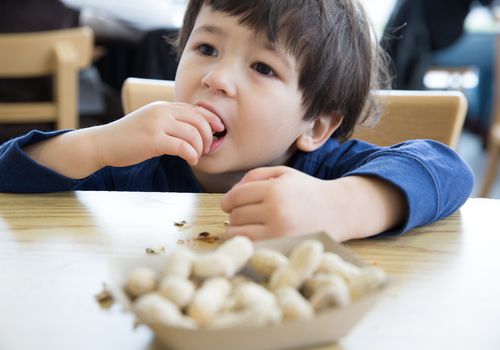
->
[195, 102, 226, 137]
[90, 101, 225, 169]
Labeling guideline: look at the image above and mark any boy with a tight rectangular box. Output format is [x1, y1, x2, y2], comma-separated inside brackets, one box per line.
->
[0, 0, 473, 242]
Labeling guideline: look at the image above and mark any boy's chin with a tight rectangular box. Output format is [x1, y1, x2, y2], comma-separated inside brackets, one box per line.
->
[191, 159, 227, 174]
[192, 159, 247, 176]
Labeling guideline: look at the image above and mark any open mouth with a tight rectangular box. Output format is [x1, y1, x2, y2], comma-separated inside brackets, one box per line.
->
[212, 128, 227, 139]
[195, 102, 227, 140]
[208, 121, 227, 153]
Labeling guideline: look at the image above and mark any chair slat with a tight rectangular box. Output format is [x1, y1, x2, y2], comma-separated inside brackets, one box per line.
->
[0, 103, 57, 121]
[0, 27, 93, 77]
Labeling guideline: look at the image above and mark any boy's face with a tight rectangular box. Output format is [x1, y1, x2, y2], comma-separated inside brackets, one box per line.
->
[175, 5, 314, 174]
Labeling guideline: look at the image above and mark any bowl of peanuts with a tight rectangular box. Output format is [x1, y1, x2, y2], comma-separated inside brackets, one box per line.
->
[110, 232, 388, 350]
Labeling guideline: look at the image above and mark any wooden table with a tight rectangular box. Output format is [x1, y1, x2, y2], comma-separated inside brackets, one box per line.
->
[0, 192, 499, 350]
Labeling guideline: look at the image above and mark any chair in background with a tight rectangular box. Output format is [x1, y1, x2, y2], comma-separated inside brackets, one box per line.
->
[352, 90, 467, 148]
[121, 78, 467, 148]
[0, 27, 94, 130]
[121, 78, 175, 114]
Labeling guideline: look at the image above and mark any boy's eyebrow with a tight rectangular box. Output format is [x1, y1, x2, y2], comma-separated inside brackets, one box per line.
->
[262, 41, 292, 69]
[192, 25, 227, 38]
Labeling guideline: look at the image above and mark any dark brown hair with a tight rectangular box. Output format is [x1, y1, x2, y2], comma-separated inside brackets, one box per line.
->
[176, 0, 390, 141]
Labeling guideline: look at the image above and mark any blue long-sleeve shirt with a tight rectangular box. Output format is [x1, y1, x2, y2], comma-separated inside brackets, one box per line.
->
[0, 130, 474, 235]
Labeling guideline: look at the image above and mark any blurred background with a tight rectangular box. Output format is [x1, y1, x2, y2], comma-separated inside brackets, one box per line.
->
[1, 0, 499, 198]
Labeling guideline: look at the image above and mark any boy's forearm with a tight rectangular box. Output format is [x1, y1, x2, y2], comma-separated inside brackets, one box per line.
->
[327, 176, 408, 241]
[23, 127, 104, 179]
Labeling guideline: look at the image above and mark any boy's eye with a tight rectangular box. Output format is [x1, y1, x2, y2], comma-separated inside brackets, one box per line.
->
[252, 62, 276, 77]
[197, 43, 217, 56]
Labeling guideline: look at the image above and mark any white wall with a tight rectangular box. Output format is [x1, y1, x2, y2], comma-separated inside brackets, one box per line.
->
[359, 0, 397, 38]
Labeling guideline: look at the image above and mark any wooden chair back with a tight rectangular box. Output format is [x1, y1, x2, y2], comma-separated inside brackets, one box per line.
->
[122, 78, 467, 148]
[122, 78, 176, 115]
[352, 90, 467, 148]
[0, 27, 94, 129]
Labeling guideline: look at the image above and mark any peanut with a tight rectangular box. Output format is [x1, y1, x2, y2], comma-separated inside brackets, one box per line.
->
[232, 282, 277, 310]
[192, 252, 234, 279]
[133, 293, 196, 329]
[191, 236, 254, 279]
[158, 275, 195, 309]
[289, 239, 324, 278]
[163, 247, 194, 278]
[187, 277, 231, 325]
[275, 287, 314, 321]
[216, 235, 254, 276]
[303, 272, 348, 298]
[208, 305, 282, 329]
[268, 265, 301, 291]
[347, 265, 388, 299]
[126, 266, 159, 298]
[309, 275, 351, 312]
[208, 282, 282, 329]
[230, 275, 254, 289]
[269, 240, 323, 291]
[250, 248, 289, 278]
[317, 252, 361, 281]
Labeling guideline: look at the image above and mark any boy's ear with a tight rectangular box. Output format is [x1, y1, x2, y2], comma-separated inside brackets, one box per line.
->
[296, 113, 342, 152]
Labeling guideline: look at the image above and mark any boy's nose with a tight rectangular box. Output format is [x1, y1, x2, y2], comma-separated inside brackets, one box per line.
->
[200, 64, 237, 97]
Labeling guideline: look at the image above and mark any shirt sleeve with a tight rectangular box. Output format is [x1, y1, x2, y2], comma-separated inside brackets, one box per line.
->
[0, 130, 114, 193]
[326, 139, 474, 236]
